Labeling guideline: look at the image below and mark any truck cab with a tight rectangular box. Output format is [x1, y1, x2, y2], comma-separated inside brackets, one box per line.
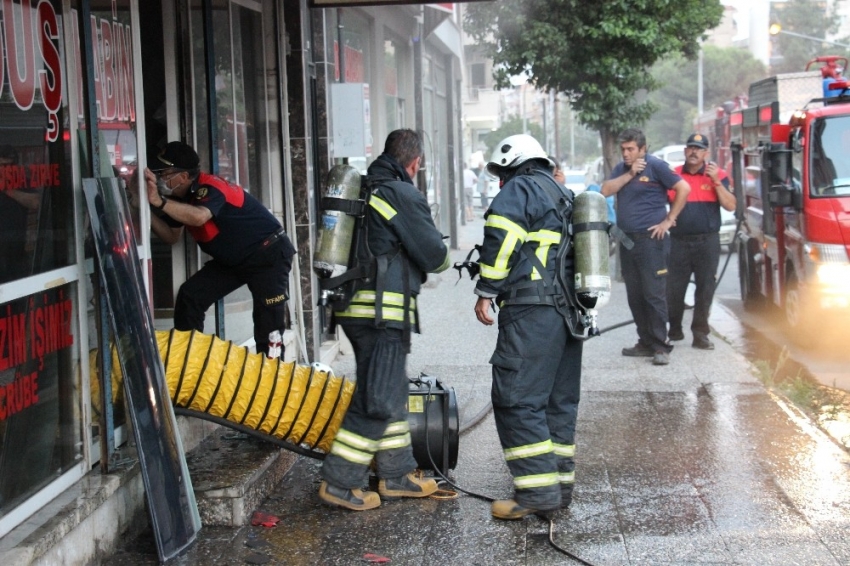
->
[732, 66, 850, 342]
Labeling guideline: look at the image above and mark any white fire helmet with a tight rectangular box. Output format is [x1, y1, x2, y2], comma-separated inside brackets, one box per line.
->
[487, 134, 553, 176]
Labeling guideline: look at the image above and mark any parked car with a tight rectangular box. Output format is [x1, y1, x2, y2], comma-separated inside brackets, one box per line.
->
[719, 207, 737, 253]
[652, 144, 686, 170]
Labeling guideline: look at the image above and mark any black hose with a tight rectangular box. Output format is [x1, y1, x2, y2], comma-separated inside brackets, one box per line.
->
[421, 378, 597, 565]
[598, 222, 743, 336]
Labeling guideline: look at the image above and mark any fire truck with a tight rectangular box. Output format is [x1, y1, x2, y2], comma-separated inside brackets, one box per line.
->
[731, 56, 850, 341]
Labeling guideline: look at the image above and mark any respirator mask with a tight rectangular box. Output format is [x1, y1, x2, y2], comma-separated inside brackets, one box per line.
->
[156, 173, 177, 196]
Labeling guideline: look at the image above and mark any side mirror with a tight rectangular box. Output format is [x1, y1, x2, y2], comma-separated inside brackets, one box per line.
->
[767, 143, 791, 186]
[765, 143, 801, 210]
[767, 182, 803, 210]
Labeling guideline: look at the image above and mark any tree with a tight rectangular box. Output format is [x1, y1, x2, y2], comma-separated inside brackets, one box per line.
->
[645, 46, 766, 150]
[771, 0, 846, 74]
[483, 116, 544, 158]
[464, 0, 723, 174]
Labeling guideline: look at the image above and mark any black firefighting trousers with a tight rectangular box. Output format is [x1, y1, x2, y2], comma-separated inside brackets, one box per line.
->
[490, 304, 583, 510]
[321, 325, 418, 490]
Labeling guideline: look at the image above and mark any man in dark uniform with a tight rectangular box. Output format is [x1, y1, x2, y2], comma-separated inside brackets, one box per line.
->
[667, 133, 736, 350]
[474, 134, 583, 519]
[319, 129, 451, 511]
[602, 128, 690, 366]
[142, 141, 296, 356]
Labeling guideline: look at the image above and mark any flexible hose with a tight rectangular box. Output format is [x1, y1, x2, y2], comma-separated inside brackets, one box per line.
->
[423, 381, 596, 565]
[92, 329, 355, 455]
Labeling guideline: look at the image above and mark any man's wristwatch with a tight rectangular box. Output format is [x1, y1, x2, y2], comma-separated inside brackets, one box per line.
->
[155, 196, 167, 210]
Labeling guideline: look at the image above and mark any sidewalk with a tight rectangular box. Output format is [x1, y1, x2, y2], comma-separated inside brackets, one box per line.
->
[105, 215, 850, 565]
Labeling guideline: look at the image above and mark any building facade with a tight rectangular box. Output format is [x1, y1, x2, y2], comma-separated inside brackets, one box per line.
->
[0, 0, 462, 557]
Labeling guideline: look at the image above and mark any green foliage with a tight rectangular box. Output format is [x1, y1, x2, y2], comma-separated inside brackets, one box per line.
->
[771, 0, 848, 74]
[464, 0, 724, 166]
[645, 46, 766, 150]
[483, 116, 544, 157]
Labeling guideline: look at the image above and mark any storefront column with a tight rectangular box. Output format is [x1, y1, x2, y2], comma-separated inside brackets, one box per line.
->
[283, 0, 322, 359]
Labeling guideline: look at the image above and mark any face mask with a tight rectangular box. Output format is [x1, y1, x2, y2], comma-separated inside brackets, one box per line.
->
[156, 175, 175, 196]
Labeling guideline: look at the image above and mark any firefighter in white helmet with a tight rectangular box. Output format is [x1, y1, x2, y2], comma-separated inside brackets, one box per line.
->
[473, 134, 584, 519]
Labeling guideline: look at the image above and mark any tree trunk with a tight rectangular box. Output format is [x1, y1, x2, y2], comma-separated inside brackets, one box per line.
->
[600, 128, 620, 177]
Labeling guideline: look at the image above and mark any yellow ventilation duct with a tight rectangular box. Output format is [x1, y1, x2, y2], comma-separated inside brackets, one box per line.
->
[92, 329, 355, 456]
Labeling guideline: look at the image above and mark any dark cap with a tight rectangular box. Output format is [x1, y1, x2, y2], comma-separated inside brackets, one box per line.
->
[152, 141, 200, 171]
[685, 133, 709, 149]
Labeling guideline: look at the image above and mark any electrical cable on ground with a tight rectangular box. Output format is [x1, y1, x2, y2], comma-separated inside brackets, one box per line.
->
[429, 225, 745, 563]
[415, 376, 597, 565]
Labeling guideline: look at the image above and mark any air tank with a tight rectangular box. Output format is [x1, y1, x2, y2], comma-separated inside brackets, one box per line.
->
[572, 190, 611, 310]
[313, 164, 362, 279]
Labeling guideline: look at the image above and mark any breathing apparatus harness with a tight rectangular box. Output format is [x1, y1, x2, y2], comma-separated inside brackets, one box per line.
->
[455, 165, 592, 340]
[317, 174, 416, 348]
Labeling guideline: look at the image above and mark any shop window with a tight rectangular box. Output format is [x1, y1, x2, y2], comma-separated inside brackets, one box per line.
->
[0, 0, 83, 529]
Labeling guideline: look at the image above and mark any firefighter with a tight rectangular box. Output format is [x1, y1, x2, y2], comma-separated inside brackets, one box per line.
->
[473, 134, 583, 519]
[318, 129, 451, 511]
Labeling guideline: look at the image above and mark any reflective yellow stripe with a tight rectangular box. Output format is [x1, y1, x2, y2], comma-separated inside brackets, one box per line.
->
[335, 429, 379, 452]
[330, 442, 375, 465]
[503, 439, 553, 461]
[377, 432, 411, 451]
[479, 263, 510, 279]
[553, 443, 575, 458]
[435, 249, 451, 273]
[558, 471, 575, 484]
[482, 214, 528, 281]
[348, 290, 416, 309]
[486, 214, 528, 241]
[527, 230, 561, 280]
[384, 421, 410, 435]
[370, 195, 397, 220]
[336, 306, 416, 323]
[514, 472, 559, 489]
[337, 292, 417, 322]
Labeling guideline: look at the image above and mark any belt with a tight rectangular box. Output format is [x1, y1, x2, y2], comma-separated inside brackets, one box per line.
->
[260, 228, 287, 248]
[671, 233, 714, 241]
[496, 283, 562, 305]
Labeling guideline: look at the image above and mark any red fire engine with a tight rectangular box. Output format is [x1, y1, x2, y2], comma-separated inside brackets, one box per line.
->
[731, 56, 850, 342]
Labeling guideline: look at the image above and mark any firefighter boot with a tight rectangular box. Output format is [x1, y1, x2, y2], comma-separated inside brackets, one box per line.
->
[491, 499, 556, 520]
[378, 470, 438, 500]
[319, 481, 381, 511]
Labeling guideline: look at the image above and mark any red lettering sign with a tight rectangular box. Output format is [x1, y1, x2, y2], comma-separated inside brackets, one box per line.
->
[0, 371, 39, 421]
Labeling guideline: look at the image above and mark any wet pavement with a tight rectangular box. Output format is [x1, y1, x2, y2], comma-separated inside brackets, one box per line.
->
[104, 215, 850, 565]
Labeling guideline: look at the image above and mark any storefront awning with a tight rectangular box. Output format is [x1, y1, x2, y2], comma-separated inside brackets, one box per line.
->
[309, 1, 482, 9]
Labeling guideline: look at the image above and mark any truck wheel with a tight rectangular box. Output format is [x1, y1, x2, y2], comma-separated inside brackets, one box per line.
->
[739, 245, 761, 311]
[784, 275, 815, 346]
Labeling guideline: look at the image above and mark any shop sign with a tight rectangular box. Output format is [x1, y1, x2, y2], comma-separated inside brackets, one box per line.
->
[0, 289, 74, 421]
[0, 1, 136, 142]
[0, 0, 63, 140]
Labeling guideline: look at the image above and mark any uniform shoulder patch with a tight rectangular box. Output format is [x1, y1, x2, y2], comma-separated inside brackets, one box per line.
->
[196, 186, 208, 199]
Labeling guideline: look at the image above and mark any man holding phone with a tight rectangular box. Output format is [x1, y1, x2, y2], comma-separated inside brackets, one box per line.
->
[667, 133, 736, 350]
[602, 128, 690, 366]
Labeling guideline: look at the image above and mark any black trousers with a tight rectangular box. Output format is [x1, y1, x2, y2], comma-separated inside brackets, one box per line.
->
[490, 305, 583, 510]
[173, 239, 293, 355]
[620, 234, 672, 354]
[321, 325, 418, 489]
[667, 233, 720, 340]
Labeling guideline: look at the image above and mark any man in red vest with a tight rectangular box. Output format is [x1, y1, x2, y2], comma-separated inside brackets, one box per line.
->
[143, 141, 296, 356]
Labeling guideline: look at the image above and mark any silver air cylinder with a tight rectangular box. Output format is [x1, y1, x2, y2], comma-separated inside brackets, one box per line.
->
[573, 190, 611, 311]
[313, 164, 362, 279]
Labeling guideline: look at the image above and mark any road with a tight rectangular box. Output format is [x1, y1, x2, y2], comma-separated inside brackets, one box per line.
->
[711, 248, 850, 392]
